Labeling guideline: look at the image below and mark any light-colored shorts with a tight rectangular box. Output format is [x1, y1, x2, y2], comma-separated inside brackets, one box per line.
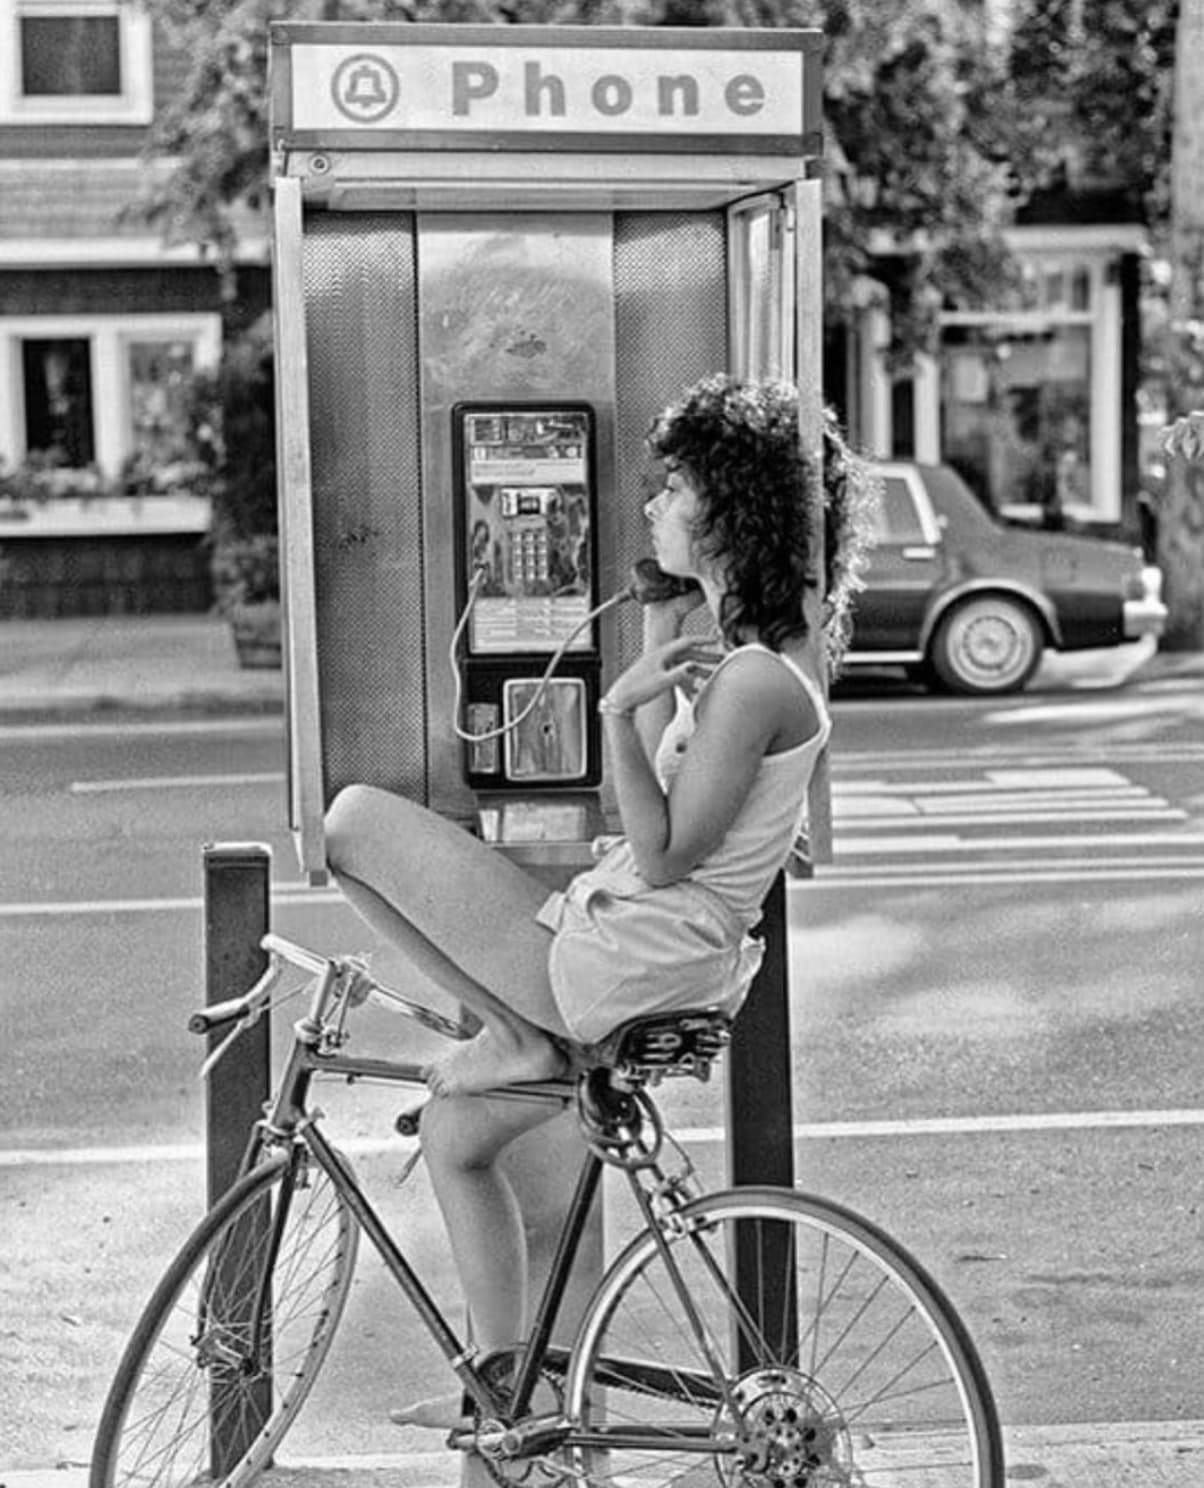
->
[535, 840, 762, 1046]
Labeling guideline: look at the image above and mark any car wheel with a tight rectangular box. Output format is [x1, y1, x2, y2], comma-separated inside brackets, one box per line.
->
[929, 594, 1044, 695]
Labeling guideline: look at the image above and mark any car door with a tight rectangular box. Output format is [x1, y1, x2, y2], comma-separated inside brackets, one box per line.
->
[853, 466, 946, 654]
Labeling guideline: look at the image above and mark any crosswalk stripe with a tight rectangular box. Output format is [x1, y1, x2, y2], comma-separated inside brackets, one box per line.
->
[832, 763, 1189, 852]
[832, 828, 1204, 856]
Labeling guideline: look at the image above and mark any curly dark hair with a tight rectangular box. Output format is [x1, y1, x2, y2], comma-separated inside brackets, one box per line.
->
[647, 374, 878, 669]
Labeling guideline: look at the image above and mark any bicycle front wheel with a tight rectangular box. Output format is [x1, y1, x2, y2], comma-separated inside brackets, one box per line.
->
[91, 1142, 359, 1488]
[564, 1186, 1002, 1488]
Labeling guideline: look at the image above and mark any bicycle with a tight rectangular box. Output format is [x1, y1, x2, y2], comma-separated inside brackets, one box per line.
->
[90, 931, 1004, 1488]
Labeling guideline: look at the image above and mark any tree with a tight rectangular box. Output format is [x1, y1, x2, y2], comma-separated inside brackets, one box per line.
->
[1160, 0, 1204, 649]
[139, 0, 1034, 345]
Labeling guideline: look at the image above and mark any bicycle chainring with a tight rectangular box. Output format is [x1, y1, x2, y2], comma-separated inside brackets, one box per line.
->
[474, 1352, 568, 1488]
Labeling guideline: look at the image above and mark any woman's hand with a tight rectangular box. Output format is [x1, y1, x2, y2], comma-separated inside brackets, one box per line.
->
[603, 635, 723, 715]
[641, 586, 708, 647]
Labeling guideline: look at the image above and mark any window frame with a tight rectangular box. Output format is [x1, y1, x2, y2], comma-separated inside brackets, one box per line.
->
[0, 0, 153, 124]
[871, 464, 943, 547]
[1, 312, 221, 478]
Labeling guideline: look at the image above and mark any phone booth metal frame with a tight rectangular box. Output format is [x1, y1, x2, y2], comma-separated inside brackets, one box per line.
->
[268, 21, 826, 884]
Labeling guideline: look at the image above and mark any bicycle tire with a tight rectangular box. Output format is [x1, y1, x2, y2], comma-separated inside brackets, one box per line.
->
[90, 1142, 359, 1488]
[563, 1185, 1003, 1488]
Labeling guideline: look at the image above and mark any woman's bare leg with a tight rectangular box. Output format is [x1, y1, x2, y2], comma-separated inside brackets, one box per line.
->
[325, 784, 573, 1093]
[422, 1093, 561, 1345]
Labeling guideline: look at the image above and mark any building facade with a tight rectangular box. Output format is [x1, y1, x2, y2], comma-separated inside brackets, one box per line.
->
[0, 0, 268, 615]
[838, 213, 1146, 542]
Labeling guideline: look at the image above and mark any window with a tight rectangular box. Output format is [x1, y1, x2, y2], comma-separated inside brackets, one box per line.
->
[1, 314, 220, 481]
[0, 0, 152, 123]
[21, 11, 120, 94]
[874, 476, 929, 545]
[940, 323, 1092, 516]
[127, 340, 196, 466]
[22, 337, 95, 465]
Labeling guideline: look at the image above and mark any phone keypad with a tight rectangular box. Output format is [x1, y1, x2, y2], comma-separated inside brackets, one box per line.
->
[510, 529, 550, 584]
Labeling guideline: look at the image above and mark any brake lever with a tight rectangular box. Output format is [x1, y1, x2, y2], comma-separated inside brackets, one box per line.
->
[198, 1017, 254, 1081]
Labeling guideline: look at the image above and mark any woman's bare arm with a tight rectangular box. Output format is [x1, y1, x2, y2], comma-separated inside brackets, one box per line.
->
[604, 652, 794, 887]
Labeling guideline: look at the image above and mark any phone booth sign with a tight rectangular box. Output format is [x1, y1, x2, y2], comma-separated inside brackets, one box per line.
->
[268, 22, 824, 883]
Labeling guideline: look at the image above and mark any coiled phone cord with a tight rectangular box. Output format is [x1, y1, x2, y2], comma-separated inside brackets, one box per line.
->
[449, 566, 631, 745]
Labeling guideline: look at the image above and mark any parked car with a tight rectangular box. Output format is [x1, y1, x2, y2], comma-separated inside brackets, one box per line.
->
[845, 462, 1167, 696]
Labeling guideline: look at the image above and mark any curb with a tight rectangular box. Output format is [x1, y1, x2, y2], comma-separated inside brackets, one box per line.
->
[0, 686, 283, 722]
[8, 1423, 1204, 1488]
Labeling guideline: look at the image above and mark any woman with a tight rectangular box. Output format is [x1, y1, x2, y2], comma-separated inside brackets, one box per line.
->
[323, 374, 875, 1402]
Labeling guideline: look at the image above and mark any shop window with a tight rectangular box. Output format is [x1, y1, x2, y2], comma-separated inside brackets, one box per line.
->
[941, 324, 1091, 520]
[22, 337, 95, 467]
[0, 0, 152, 122]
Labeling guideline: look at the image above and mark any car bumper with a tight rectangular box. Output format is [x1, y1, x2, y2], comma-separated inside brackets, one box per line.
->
[1124, 566, 1168, 639]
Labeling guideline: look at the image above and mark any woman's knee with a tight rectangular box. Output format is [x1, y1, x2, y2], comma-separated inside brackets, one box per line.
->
[325, 783, 391, 875]
[420, 1097, 499, 1174]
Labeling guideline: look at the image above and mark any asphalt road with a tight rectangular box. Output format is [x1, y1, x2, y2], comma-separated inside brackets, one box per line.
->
[2, 663, 1202, 1465]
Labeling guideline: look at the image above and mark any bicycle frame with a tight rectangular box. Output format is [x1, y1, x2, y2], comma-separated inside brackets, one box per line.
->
[228, 951, 724, 1441]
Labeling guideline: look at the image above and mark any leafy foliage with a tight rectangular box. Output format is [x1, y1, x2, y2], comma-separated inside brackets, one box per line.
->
[139, 0, 1042, 353]
[185, 311, 277, 542]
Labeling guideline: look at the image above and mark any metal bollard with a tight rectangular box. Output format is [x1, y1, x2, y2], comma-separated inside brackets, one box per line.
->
[202, 841, 272, 1477]
[727, 869, 797, 1368]
[727, 869, 794, 1190]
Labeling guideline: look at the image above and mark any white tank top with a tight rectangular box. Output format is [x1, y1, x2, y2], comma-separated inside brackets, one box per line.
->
[652, 643, 831, 924]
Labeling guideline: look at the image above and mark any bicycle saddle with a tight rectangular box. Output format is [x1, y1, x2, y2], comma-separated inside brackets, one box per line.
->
[584, 1009, 733, 1083]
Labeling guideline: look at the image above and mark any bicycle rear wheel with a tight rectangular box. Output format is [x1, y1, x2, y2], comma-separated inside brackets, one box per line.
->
[90, 1142, 359, 1488]
[564, 1186, 1002, 1488]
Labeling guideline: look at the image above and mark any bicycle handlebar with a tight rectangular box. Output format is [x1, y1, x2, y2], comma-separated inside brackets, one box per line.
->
[188, 952, 286, 1035]
[187, 932, 474, 1050]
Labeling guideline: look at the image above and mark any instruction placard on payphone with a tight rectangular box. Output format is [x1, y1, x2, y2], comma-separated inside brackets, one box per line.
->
[453, 404, 601, 793]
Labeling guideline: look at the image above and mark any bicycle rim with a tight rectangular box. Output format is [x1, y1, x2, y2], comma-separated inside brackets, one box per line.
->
[563, 1186, 1002, 1488]
[90, 1144, 359, 1488]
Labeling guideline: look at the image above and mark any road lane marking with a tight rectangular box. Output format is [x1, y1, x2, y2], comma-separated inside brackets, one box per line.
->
[839, 779, 1146, 797]
[836, 744, 1204, 768]
[0, 888, 344, 917]
[833, 828, 1204, 855]
[833, 763, 1190, 843]
[70, 771, 284, 793]
[839, 807, 1185, 828]
[9, 1105, 1204, 1169]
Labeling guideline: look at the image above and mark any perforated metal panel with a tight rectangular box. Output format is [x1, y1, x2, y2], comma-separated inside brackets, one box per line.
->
[302, 214, 428, 803]
[610, 213, 728, 678]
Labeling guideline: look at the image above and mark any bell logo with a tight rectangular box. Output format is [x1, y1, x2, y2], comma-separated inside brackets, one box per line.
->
[331, 53, 399, 123]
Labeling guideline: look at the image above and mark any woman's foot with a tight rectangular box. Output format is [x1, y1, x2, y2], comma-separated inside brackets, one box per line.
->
[389, 1391, 471, 1430]
[425, 1027, 568, 1097]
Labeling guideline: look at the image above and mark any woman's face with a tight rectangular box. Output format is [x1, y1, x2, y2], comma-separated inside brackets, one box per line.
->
[644, 466, 704, 577]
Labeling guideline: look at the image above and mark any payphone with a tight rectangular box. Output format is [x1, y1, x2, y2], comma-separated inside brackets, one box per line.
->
[451, 401, 602, 791]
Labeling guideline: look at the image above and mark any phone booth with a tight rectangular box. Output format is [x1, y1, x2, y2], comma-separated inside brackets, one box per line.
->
[268, 20, 826, 883]
[268, 23, 825, 1398]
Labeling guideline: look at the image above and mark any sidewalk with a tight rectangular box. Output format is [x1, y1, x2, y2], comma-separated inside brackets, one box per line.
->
[0, 613, 283, 718]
